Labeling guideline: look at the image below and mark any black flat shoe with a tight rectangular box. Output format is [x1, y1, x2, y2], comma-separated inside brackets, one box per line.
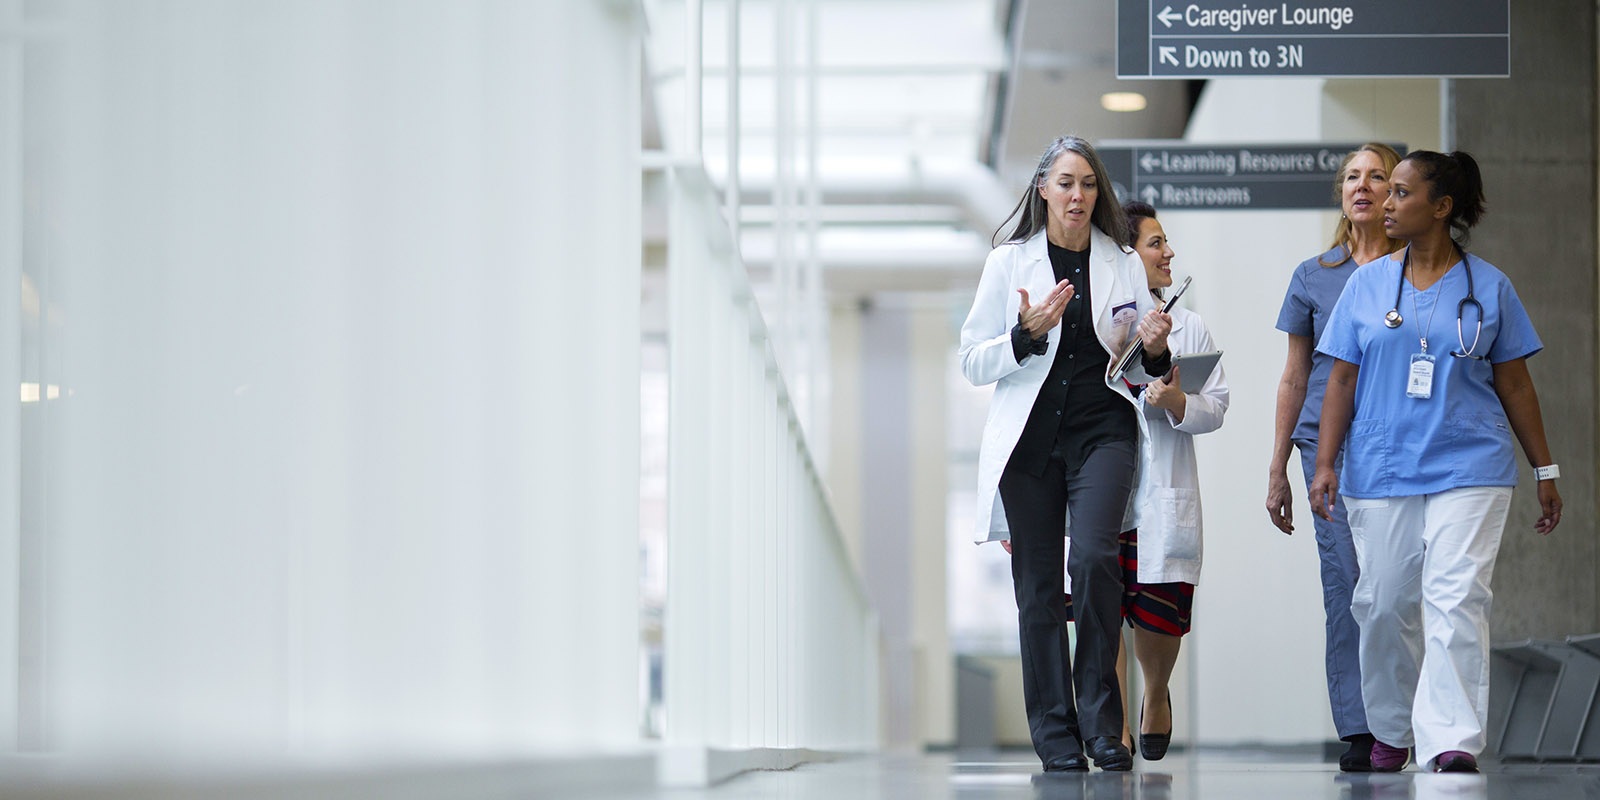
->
[1139, 695, 1173, 761]
[1085, 736, 1132, 771]
[1043, 753, 1089, 772]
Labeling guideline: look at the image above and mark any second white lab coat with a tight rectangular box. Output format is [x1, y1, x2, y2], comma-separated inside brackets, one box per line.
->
[1130, 304, 1229, 585]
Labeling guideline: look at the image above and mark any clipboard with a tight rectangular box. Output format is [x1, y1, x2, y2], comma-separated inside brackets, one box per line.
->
[1170, 349, 1223, 392]
[1110, 275, 1192, 382]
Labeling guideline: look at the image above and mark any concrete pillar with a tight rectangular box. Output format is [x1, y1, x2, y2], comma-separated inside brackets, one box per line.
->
[1452, 0, 1599, 640]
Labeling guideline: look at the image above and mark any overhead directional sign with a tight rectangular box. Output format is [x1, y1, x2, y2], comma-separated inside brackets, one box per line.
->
[1098, 142, 1405, 211]
[1118, 1, 1509, 79]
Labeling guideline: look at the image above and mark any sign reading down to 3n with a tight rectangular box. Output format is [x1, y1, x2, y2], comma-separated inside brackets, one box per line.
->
[1117, 1, 1509, 79]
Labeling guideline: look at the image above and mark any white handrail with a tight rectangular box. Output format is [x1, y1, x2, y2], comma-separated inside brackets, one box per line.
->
[662, 165, 879, 783]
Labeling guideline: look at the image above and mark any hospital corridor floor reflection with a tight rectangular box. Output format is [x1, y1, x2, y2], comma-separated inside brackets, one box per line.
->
[671, 750, 1600, 800]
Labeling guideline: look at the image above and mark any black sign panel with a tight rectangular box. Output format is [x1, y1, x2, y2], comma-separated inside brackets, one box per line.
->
[1099, 142, 1405, 211]
[1118, 1, 1509, 78]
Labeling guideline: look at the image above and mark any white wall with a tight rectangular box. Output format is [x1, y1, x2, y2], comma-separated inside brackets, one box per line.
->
[1169, 78, 1439, 745]
[8, 0, 643, 758]
[829, 294, 953, 749]
[0, 0, 24, 753]
[909, 302, 954, 747]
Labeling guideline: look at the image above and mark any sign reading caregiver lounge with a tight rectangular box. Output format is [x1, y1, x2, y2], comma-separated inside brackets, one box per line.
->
[1117, 1, 1510, 78]
[1097, 142, 1405, 211]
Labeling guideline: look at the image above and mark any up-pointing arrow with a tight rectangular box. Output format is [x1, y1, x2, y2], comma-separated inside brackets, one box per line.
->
[1157, 6, 1182, 28]
[1139, 153, 1161, 172]
[1140, 185, 1160, 204]
[1158, 46, 1179, 66]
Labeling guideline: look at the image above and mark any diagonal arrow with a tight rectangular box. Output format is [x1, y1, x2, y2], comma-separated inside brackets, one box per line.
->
[1157, 6, 1182, 28]
[1158, 46, 1178, 66]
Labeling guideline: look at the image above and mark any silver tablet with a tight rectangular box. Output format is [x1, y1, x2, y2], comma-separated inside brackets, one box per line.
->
[1171, 350, 1222, 393]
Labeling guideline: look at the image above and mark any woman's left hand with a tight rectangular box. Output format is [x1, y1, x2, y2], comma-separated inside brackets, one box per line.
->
[1535, 480, 1562, 535]
[1139, 310, 1173, 356]
[1143, 365, 1182, 411]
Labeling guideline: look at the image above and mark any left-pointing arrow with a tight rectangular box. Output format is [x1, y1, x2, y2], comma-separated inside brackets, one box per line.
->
[1157, 6, 1182, 28]
[1159, 46, 1178, 66]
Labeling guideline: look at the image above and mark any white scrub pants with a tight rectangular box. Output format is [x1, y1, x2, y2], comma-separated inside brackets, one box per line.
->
[1344, 486, 1512, 767]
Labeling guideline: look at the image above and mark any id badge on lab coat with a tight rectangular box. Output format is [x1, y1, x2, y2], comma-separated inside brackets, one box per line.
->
[1407, 352, 1435, 399]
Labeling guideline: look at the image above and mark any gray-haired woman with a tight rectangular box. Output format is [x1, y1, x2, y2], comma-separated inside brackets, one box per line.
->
[959, 136, 1172, 772]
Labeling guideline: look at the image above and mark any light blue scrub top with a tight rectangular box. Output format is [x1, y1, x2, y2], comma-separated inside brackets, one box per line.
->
[1317, 251, 1542, 499]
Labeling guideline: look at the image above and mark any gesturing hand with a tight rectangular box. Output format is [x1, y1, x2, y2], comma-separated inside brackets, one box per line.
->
[1018, 279, 1075, 338]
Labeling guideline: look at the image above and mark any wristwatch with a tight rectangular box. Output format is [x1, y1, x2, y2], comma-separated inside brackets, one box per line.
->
[1534, 464, 1560, 481]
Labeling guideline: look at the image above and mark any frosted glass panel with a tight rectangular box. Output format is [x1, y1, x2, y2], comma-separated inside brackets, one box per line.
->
[9, 0, 641, 757]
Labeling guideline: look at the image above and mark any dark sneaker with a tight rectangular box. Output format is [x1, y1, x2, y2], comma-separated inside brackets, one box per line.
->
[1370, 739, 1410, 772]
[1340, 733, 1375, 772]
[1432, 751, 1479, 773]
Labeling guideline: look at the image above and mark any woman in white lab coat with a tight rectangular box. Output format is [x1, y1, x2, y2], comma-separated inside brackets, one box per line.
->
[959, 136, 1173, 772]
[1106, 201, 1229, 760]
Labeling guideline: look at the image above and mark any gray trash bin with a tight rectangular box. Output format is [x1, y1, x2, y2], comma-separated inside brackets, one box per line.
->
[1566, 633, 1600, 761]
[1492, 637, 1600, 761]
[1492, 640, 1563, 760]
[955, 655, 996, 751]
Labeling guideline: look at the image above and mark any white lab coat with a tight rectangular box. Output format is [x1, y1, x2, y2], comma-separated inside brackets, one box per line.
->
[959, 226, 1165, 545]
[1131, 304, 1229, 585]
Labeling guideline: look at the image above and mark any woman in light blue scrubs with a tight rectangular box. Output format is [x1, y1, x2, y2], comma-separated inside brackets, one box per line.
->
[1265, 142, 1400, 772]
[1310, 150, 1562, 775]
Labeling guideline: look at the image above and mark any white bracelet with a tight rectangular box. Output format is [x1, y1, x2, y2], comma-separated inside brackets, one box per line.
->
[1535, 464, 1560, 481]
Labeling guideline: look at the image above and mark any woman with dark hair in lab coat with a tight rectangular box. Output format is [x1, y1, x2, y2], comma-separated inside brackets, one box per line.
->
[1099, 200, 1229, 761]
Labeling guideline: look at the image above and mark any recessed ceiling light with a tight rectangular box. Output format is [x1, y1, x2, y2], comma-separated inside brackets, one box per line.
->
[1101, 92, 1147, 112]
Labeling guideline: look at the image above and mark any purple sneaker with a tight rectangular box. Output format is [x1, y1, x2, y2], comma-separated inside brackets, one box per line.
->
[1370, 740, 1411, 772]
[1432, 751, 1479, 773]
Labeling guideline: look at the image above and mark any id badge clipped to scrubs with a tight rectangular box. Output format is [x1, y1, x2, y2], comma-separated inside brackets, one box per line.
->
[1407, 352, 1435, 399]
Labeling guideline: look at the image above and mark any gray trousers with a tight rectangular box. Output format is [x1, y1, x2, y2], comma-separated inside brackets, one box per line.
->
[1000, 439, 1135, 761]
[1296, 439, 1370, 739]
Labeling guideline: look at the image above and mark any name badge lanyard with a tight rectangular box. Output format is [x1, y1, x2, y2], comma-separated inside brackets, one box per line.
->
[1403, 252, 1440, 399]
[1389, 249, 1486, 399]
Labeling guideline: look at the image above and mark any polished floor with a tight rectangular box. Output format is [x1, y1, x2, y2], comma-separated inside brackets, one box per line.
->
[660, 749, 1600, 800]
[1, 747, 1596, 798]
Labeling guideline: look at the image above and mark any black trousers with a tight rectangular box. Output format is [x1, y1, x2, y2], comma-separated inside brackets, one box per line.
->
[999, 439, 1136, 762]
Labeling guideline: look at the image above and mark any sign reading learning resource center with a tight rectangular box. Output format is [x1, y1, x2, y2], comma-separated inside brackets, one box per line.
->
[1098, 143, 1404, 211]
[1117, 1, 1509, 78]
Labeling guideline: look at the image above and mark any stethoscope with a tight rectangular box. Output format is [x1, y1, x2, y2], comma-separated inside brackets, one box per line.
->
[1383, 245, 1486, 359]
